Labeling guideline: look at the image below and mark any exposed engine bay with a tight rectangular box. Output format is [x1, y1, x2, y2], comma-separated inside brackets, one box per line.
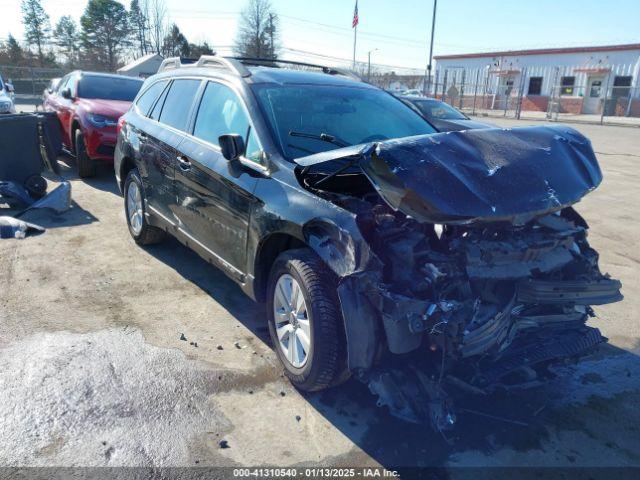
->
[295, 125, 623, 431]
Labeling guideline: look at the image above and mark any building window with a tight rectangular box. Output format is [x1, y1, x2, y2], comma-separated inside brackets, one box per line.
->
[560, 76, 575, 96]
[528, 77, 543, 95]
[613, 76, 633, 99]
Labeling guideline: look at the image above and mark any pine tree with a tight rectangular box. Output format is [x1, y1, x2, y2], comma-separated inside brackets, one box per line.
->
[53, 16, 79, 65]
[21, 0, 50, 66]
[80, 0, 130, 70]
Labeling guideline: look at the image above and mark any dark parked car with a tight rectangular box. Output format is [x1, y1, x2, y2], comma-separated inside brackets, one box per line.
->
[44, 71, 143, 177]
[115, 56, 621, 430]
[401, 95, 494, 131]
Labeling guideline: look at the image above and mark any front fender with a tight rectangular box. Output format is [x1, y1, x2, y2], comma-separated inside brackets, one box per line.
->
[302, 217, 384, 372]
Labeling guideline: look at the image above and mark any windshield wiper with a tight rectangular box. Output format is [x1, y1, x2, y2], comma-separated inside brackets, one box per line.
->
[288, 130, 349, 148]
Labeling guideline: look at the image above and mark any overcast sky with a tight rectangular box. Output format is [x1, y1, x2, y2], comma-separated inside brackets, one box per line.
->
[1, 0, 639, 71]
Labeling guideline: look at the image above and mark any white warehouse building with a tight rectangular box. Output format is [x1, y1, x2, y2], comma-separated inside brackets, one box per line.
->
[433, 43, 640, 116]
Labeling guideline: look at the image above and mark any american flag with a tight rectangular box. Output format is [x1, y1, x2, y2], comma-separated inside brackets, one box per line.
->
[352, 0, 359, 28]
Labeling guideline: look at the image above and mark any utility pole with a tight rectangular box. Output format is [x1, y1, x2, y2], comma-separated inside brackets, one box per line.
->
[423, 0, 438, 95]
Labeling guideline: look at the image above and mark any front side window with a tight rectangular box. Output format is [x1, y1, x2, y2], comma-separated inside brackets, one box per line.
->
[560, 76, 575, 96]
[135, 80, 167, 117]
[158, 79, 201, 131]
[193, 81, 261, 161]
[77, 75, 143, 101]
[253, 84, 435, 160]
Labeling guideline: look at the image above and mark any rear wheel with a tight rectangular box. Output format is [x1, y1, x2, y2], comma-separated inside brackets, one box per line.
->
[75, 129, 95, 178]
[267, 248, 348, 391]
[124, 168, 165, 245]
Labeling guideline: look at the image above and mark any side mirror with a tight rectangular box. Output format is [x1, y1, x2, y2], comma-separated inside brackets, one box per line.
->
[61, 87, 72, 99]
[219, 134, 245, 162]
[5, 83, 14, 93]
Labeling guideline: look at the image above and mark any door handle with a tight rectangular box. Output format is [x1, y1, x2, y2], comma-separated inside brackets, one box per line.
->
[177, 155, 191, 171]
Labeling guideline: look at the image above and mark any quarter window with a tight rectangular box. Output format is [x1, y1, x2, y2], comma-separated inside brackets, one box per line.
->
[135, 81, 167, 117]
[158, 79, 201, 131]
[193, 81, 261, 161]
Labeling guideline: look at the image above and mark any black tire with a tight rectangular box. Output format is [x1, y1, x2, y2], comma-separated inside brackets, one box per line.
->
[267, 248, 348, 391]
[75, 129, 95, 178]
[123, 168, 166, 245]
[24, 174, 48, 199]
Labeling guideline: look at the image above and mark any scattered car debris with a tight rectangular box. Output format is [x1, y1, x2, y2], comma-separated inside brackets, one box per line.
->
[0, 112, 71, 227]
[0, 216, 45, 239]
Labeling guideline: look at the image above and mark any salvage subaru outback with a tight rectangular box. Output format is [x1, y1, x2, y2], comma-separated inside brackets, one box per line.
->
[115, 56, 622, 430]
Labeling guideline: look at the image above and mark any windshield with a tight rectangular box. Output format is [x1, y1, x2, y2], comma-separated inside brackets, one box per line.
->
[412, 99, 467, 120]
[253, 84, 436, 160]
[77, 75, 143, 101]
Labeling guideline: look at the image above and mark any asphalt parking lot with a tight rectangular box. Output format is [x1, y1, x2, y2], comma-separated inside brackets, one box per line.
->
[1, 117, 639, 473]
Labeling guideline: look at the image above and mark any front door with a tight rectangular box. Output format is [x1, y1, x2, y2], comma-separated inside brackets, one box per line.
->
[174, 80, 261, 280]
[583, 76, 604, 114]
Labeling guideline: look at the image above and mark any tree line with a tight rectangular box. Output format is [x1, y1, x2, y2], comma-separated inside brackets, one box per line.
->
[1, 0, 280, 72]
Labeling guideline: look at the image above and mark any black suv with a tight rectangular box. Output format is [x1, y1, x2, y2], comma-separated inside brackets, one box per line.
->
[115, 56, 621, 430]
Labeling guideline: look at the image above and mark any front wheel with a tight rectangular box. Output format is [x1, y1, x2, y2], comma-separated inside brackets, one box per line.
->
[75, 129, 95, 178]
[267, 249, 348, 391]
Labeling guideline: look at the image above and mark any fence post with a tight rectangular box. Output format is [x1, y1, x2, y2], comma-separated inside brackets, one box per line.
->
[472, 69, 480, 116]
[29, 67, 36, 96]
[600, 73, 612, 125]
[516, 67, 527, 120]
[442, 70, 448, 104]
[459, 70, 466, 110]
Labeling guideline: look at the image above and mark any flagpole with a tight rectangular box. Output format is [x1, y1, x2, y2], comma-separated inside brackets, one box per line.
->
[352, 24, 357, 69]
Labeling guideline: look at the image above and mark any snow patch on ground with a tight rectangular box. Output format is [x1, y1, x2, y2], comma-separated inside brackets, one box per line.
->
[0, 328, 229, 466]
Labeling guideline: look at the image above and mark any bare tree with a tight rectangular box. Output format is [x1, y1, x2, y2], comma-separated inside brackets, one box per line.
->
[234, 0, 280, 59]
[147, 0, 168, 55]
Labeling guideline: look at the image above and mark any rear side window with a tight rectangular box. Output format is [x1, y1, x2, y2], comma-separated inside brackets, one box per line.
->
[193, 81, 261, 161]
[158, 79, 201, 131]
[135, 81, 167, 116]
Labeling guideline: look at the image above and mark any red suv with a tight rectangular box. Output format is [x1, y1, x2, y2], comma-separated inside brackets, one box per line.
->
[44, 71, 143, 177]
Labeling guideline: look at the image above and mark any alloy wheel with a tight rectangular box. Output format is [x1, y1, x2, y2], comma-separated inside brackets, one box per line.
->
[273, 273, 311, 368]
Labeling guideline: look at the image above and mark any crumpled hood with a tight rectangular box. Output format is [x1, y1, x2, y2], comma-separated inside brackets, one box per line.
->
[77, 98, 131, 119]
[296, 125, 602, 224]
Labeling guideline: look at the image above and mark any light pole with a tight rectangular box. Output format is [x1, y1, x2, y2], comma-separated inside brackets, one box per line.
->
[423, 0, 438, 96]
[367, 48, 378, 82]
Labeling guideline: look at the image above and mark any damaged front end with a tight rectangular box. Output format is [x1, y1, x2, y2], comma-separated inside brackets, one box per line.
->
[295, 125, 623, 431]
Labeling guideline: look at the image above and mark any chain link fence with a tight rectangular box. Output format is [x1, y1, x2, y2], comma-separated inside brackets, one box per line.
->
[429, 71, 640, 126]
[4, 62, 639, 127]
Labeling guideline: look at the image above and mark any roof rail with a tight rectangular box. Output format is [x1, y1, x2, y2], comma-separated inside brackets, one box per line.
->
[231, 57, 363, 82]
[157, 57, 182, 72]
[195, 55, 251, 77]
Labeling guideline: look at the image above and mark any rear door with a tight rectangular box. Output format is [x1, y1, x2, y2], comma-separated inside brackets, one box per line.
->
[141, 78, 201, 222]
[174, 80, 263, 280]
